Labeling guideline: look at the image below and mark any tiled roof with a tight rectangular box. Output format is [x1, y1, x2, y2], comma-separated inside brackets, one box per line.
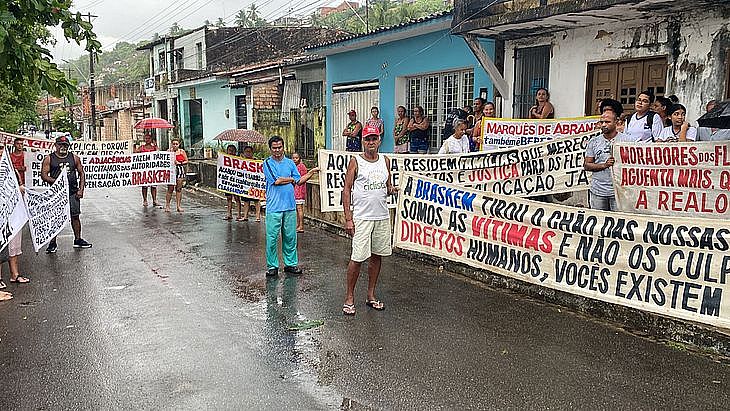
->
[304, 10, 452, 51]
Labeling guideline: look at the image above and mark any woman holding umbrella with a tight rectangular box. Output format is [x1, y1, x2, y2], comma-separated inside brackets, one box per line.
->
[165, 138, 188, 213]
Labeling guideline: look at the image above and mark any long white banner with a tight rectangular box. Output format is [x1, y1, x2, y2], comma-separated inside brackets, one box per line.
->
[23, 139, 134, 188]
[216, 153, 266, 200]
[614, 141, 730, 219]
[481, 116, 599, 149]
[394, 173, 730, 329]
[318, 130, 598, 212]
[25, 169, 71, 252]
[0, 151, 28, 252]
[81, 151, 175, 189]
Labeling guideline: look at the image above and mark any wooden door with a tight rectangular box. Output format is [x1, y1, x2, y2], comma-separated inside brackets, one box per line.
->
[643, 58, 668, 98]
[617, 61, 642, 114]
[589, 63, 617, 115]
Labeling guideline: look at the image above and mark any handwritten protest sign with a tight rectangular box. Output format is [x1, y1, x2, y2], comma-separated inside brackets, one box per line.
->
[25, 169, 70, 252]
[0, 151, 28, 252]
[81, 151, 175, 189]
[318, 130, 598, 212]
[481, 116, 599, 149]
[216, 152, 266, 200]
[394, 173, 730, 328]
[24, 139, 134, 188]
[613, 141, 730, 219]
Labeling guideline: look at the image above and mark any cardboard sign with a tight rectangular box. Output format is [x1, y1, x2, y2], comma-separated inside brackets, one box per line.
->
[394, 173, 730, 329]
[216, 153, 266, 200]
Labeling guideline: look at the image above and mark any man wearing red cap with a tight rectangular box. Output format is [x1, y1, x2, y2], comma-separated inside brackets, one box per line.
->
[343, 109, 362, 152]
[41, 135, 92, 252]
[341, 124, 398, 315]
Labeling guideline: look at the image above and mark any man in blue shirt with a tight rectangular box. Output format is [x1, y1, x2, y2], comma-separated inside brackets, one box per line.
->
[263, 136, 318, 277]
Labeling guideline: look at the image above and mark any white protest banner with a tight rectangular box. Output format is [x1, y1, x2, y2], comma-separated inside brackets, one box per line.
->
[318, 130, 598, 212]
[81, 151, 175, 189]
[613, 141, 730, 219]
[25, 169, 71, 252]
[394, 172, 730, 329]
[216, 152, 266, 200]
[24, 139, 134, 188]
[0, 151, 28, 252]
[481, 116, 599, 149]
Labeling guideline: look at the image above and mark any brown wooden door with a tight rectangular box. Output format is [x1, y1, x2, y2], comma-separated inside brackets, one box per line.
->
[587, 57, 667, 115]
[589, 63, 618, 115]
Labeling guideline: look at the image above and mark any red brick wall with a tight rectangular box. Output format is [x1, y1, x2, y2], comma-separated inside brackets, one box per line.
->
[253, 81, 281, 110]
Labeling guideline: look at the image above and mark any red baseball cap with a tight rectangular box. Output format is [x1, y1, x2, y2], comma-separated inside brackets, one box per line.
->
[362, 124, 380, 137]
[55, 136, 71, 145]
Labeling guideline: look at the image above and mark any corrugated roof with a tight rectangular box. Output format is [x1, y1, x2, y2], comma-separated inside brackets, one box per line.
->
[304, 10, 452, 51]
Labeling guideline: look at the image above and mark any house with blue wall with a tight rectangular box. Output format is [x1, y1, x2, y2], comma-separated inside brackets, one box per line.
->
[305, 11, 496, 153]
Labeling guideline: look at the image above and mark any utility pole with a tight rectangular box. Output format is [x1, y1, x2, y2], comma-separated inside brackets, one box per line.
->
[46, 92, 51, 133]
[365, 0, 369, 32]
[87, 12, 98, 140]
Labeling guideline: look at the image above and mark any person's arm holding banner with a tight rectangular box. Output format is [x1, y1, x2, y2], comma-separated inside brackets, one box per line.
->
[342, 157, 358, 237]
[40, 155, 54, 185]
[384, 157, 398, 196]
[74, 153, 85, 199]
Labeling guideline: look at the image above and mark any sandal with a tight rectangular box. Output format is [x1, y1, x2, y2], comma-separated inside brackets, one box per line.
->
[365, 300, 385, 310]
[0, 280, 6, 289]
[10, 276, 30, 284]
[0, 291, 12, 301]
[223, 215, 232, 220]
[236, 216, 248, 221]
[342, 304, 356, 316]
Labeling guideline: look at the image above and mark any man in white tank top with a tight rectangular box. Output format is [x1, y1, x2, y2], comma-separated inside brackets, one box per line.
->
[341, 125, 398, 315]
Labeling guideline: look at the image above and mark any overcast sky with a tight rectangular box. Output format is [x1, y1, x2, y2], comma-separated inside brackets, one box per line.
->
[52, 0, 345, 62]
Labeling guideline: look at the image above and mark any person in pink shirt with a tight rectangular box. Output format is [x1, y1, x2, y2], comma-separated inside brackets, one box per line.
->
[292, 152, 308, 233]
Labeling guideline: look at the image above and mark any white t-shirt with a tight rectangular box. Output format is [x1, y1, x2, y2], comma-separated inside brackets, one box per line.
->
[625, 112, 663, 143]
[438, 135, 470, 154]
[656, 126, 697, 142]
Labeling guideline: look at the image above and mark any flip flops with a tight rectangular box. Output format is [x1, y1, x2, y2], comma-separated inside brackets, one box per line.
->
[9, 276, 30, 284]
[0, 291, 12, 301]
[365, 300, 385, 310]
[0, 280, 6, 289]
[342, 304, 356, 316]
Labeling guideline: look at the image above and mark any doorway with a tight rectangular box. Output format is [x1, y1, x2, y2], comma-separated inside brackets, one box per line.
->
[587, 57, 667, 115]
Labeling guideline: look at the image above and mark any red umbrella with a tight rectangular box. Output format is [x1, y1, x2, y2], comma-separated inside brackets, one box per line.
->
[134, 117, 174, 129]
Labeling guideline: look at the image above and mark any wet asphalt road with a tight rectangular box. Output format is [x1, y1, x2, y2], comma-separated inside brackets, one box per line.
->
[1, 188, 729, 410]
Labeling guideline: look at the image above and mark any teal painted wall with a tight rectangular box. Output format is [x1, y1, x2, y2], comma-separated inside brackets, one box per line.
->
[177, 80, 246, 148]
[324, 24, 495, 152]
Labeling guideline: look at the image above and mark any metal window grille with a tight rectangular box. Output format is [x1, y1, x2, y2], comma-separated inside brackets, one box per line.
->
[406, 69, 474, 150]
[513, 45, 550, 118]
[235, 96, 247, 129]
[196, 43, 203, 70]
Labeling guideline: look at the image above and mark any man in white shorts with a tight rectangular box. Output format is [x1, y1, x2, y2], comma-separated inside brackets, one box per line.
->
[341, 124, 398, 316]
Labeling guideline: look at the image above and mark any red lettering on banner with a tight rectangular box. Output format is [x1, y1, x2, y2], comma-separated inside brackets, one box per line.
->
[223, 156, 232, 167]
[131, 170, 171, 185]
[400, 220, 465, 256]
[715, 145, 730, 167]
[471, 216, 554, 253]
[619, 146, 703, 167]
[635, 190, 648, 209]
[620, 168, 674, 187]
[659, 191, 728, 214]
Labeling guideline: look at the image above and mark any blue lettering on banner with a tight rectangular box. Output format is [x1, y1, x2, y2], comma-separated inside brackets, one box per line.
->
[414, 179, 476, 212]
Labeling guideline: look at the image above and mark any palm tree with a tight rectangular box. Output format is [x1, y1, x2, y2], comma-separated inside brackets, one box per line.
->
[234, 9, 250, 27]
[169, 22, 182, 35]
[248, 4, 260, 23]
[396, 2, 417, 23]
[215, 17, 225, 27]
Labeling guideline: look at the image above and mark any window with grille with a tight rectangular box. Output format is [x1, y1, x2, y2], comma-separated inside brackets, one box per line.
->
[196, 43, 203, 70]
[235, 95, 247, 129]
[405, 69, 474, 149]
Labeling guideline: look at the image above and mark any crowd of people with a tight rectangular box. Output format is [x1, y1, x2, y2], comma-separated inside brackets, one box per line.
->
[585, 91, 728, 211]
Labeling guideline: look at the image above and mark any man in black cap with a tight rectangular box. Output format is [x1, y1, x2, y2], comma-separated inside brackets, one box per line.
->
[40, 135, 92, 253]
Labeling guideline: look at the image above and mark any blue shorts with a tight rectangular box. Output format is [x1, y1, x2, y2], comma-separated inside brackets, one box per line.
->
[409, 138, 429, 154]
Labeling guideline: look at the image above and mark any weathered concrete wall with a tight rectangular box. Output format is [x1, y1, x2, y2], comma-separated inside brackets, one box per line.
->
[502, 9, 729, 123]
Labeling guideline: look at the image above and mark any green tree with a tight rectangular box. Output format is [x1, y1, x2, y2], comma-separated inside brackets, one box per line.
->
[215, 17, 225, 27]
[248, 4, 260, 22]
[235, 9, 250, 27]
[0, 1, 101, 99]
[0, 82, 40, 132]
[51, 109, 74, 133]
